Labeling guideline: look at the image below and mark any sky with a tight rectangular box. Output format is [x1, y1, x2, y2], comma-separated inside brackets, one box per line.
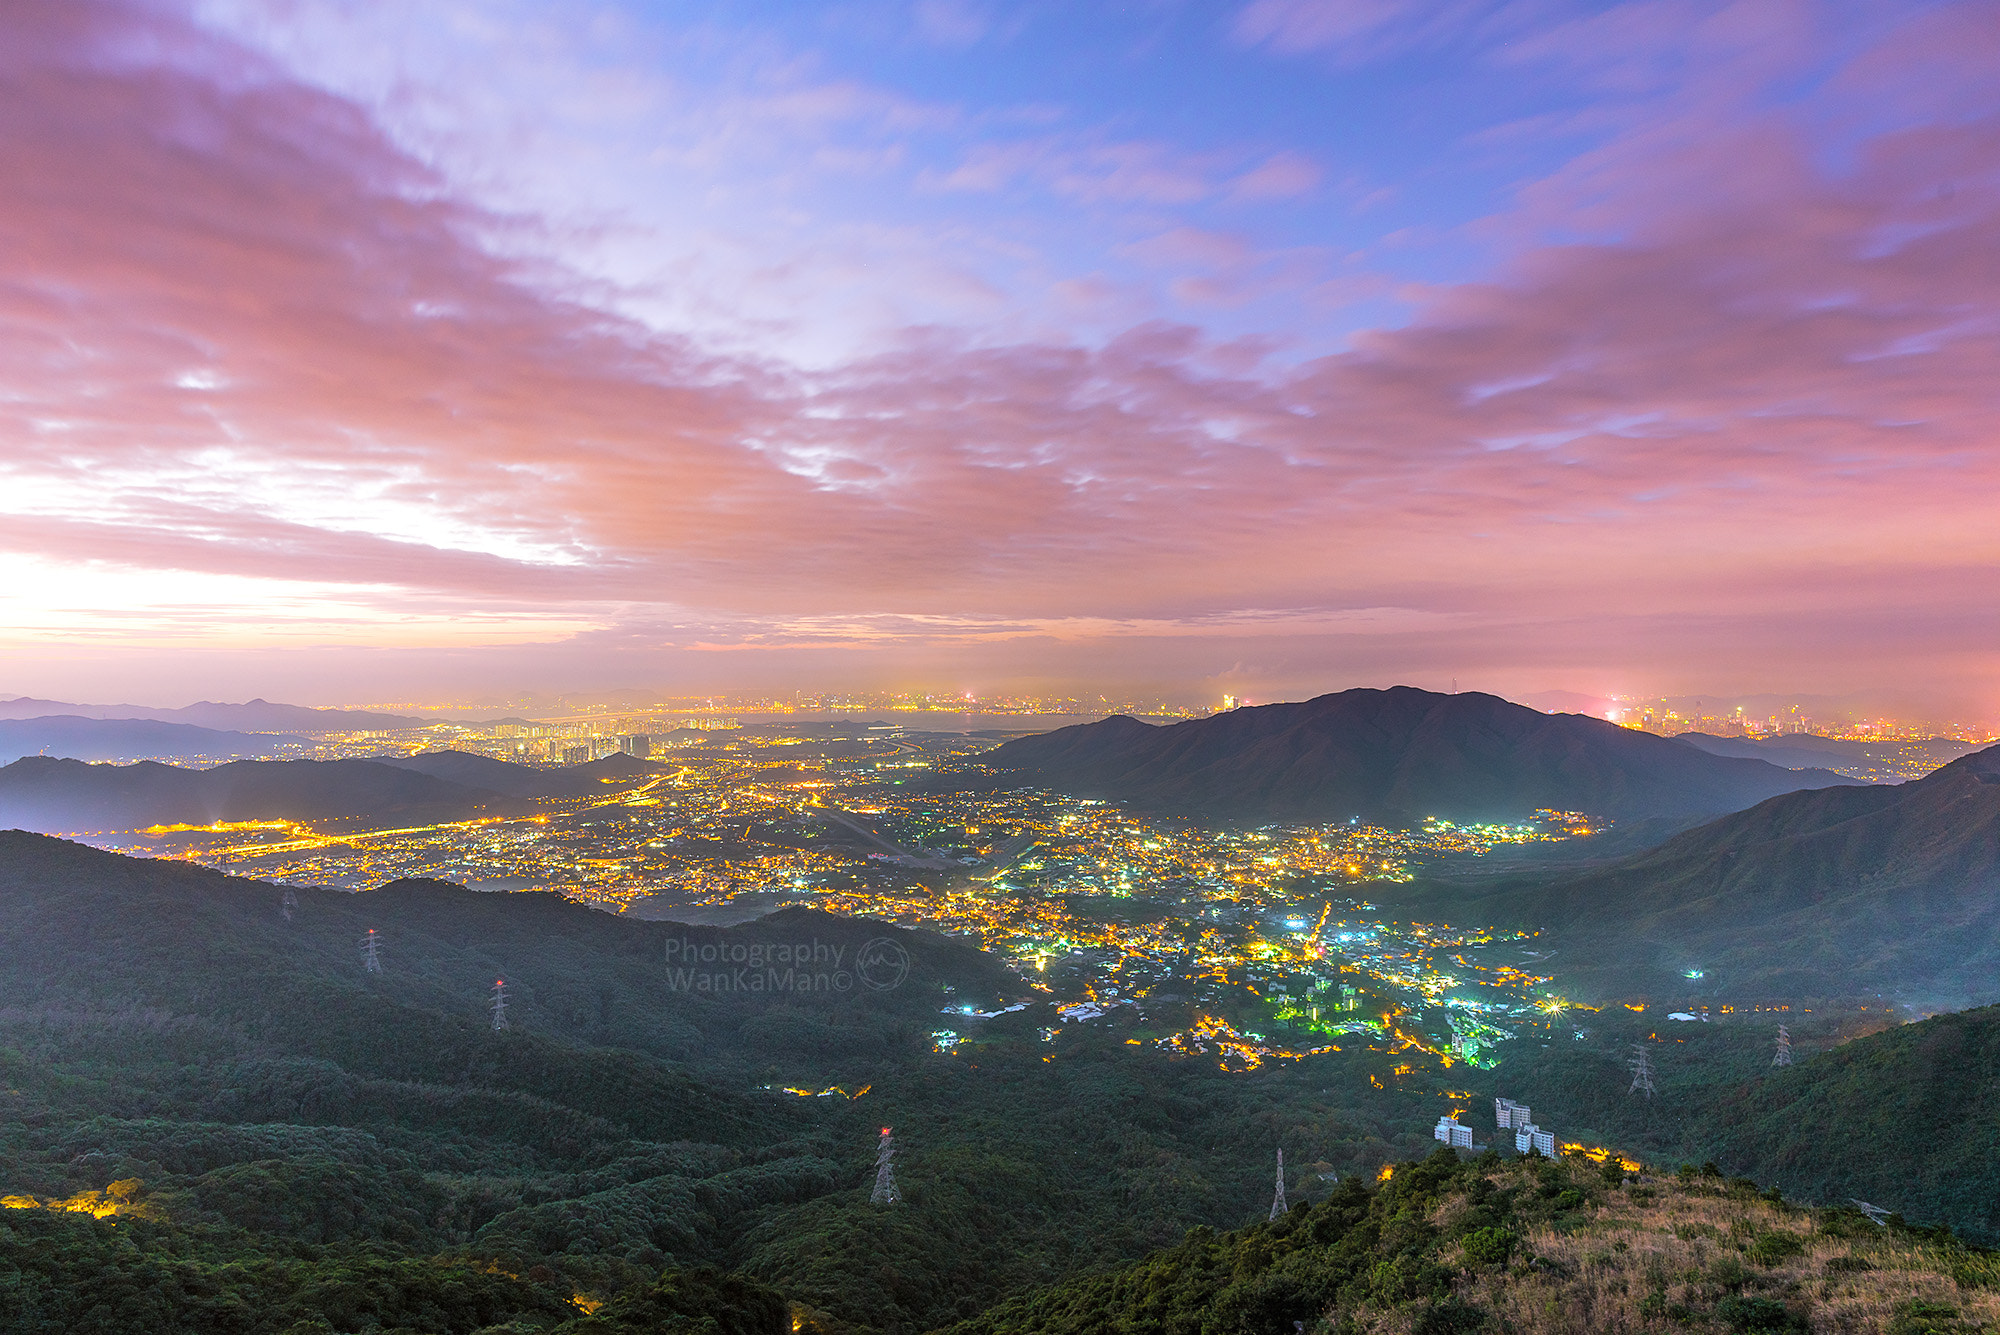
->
[2, 0, 1997, 714]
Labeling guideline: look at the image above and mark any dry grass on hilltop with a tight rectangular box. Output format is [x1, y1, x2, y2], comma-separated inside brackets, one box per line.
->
[1351, 1161, 2000, 1335]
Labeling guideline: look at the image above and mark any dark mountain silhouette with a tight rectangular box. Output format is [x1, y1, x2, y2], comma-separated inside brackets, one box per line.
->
[575, 751, 668, 780]
[985, 687, 1861, 825]
[0, 756, 519, 834]
[0, 696, 424, 731]
[1441, 742, 2000, 1002]
[0, 831, 1013, 1071]
[374, 748, 666, 798]
[0, 715, 288, 763]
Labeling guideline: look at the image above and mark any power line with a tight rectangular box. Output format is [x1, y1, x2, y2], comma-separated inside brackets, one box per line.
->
[1629, 1043, 1656, 1097]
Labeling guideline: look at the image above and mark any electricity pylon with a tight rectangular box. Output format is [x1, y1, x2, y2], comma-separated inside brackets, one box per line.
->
[1773, 1024, 1793, 1068]
[1629, 1044, 1656, 1097]
[870, 1128, 899, 1204]
[1269, 1148, 1289, 1220]
[361, 928, 382, 973]
[281, 888, 298, 921]
[491, 979, 510, 1031]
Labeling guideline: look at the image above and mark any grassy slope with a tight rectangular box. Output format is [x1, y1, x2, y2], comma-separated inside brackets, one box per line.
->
[1488, 1006, 2000, 1244]
[944, 1148, 2000, 1335]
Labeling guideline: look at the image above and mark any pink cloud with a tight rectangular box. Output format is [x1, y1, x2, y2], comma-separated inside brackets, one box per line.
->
[1228, 150, 1323, 202]
[1232, 0, 1508, 61]
[926, 134, 1221, 204]
[2, 0, 1999, 710]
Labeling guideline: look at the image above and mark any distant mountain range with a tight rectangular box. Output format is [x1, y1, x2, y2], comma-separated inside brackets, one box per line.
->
[0, 749, 663, 834]
[0, 757, 519, 834]
[0, 696, 425, 731]
[372, 748, 663, 799]
[1436, 741, 2000, 1003]
[0, 716, 289, 764]
[984, 687, 1863, 826]
[1672, 730, 1975, 779]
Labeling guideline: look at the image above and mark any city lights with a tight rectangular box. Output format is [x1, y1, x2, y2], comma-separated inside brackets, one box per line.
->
[93, 717, 1597, 1077]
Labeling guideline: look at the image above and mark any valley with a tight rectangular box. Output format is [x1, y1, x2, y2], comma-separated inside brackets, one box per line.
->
[6, 691, 1998, 1334]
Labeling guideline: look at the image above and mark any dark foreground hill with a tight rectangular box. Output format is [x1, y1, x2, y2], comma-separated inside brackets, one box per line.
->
[1434, 742, 2000, 1003]
[0, 755, 523, 833]
[0, 834, 1447, 1333]
[985, 687, 1861, 826]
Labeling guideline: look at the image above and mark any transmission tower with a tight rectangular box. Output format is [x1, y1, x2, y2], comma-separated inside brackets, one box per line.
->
[1628, 1044, 1656, 1098]
[361, 928, 382, 974]
[1773, 1024, 1793, 1068]
[870, 1128, 900, 1205]
[490, 979, 510, 1031]
[1269, 1148, 1289, 1220]
[281, 888, 299, 922]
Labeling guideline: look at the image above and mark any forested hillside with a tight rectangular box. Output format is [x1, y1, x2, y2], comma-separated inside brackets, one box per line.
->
[0, 833, 1438, 1333]
[9, 831, 1999, 1333]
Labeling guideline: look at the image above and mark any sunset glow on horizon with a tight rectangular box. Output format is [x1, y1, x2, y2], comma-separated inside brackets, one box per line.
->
[3, 0, 1998, 713]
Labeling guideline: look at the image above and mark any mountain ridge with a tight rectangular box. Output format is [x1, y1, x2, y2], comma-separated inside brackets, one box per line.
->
[1422, 741, 2000, 1002]
[1673, 730, 1977, 779]
[0, 696, 426, 731]
[373, 748, 667, 799]
[985, 687, 1863, 826]
[0, 755, 519, 833]
[0, 715, 288, 763]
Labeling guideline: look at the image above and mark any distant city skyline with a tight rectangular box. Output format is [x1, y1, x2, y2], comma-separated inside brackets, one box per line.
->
[3, 0, 1997, 716]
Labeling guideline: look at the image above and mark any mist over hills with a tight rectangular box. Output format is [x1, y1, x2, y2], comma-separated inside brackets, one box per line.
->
[0, 716, 289, 764]
[985, 687, 1864, 826]
[0, 696, 425, 731]
[1430, 742, 2000, 1004]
